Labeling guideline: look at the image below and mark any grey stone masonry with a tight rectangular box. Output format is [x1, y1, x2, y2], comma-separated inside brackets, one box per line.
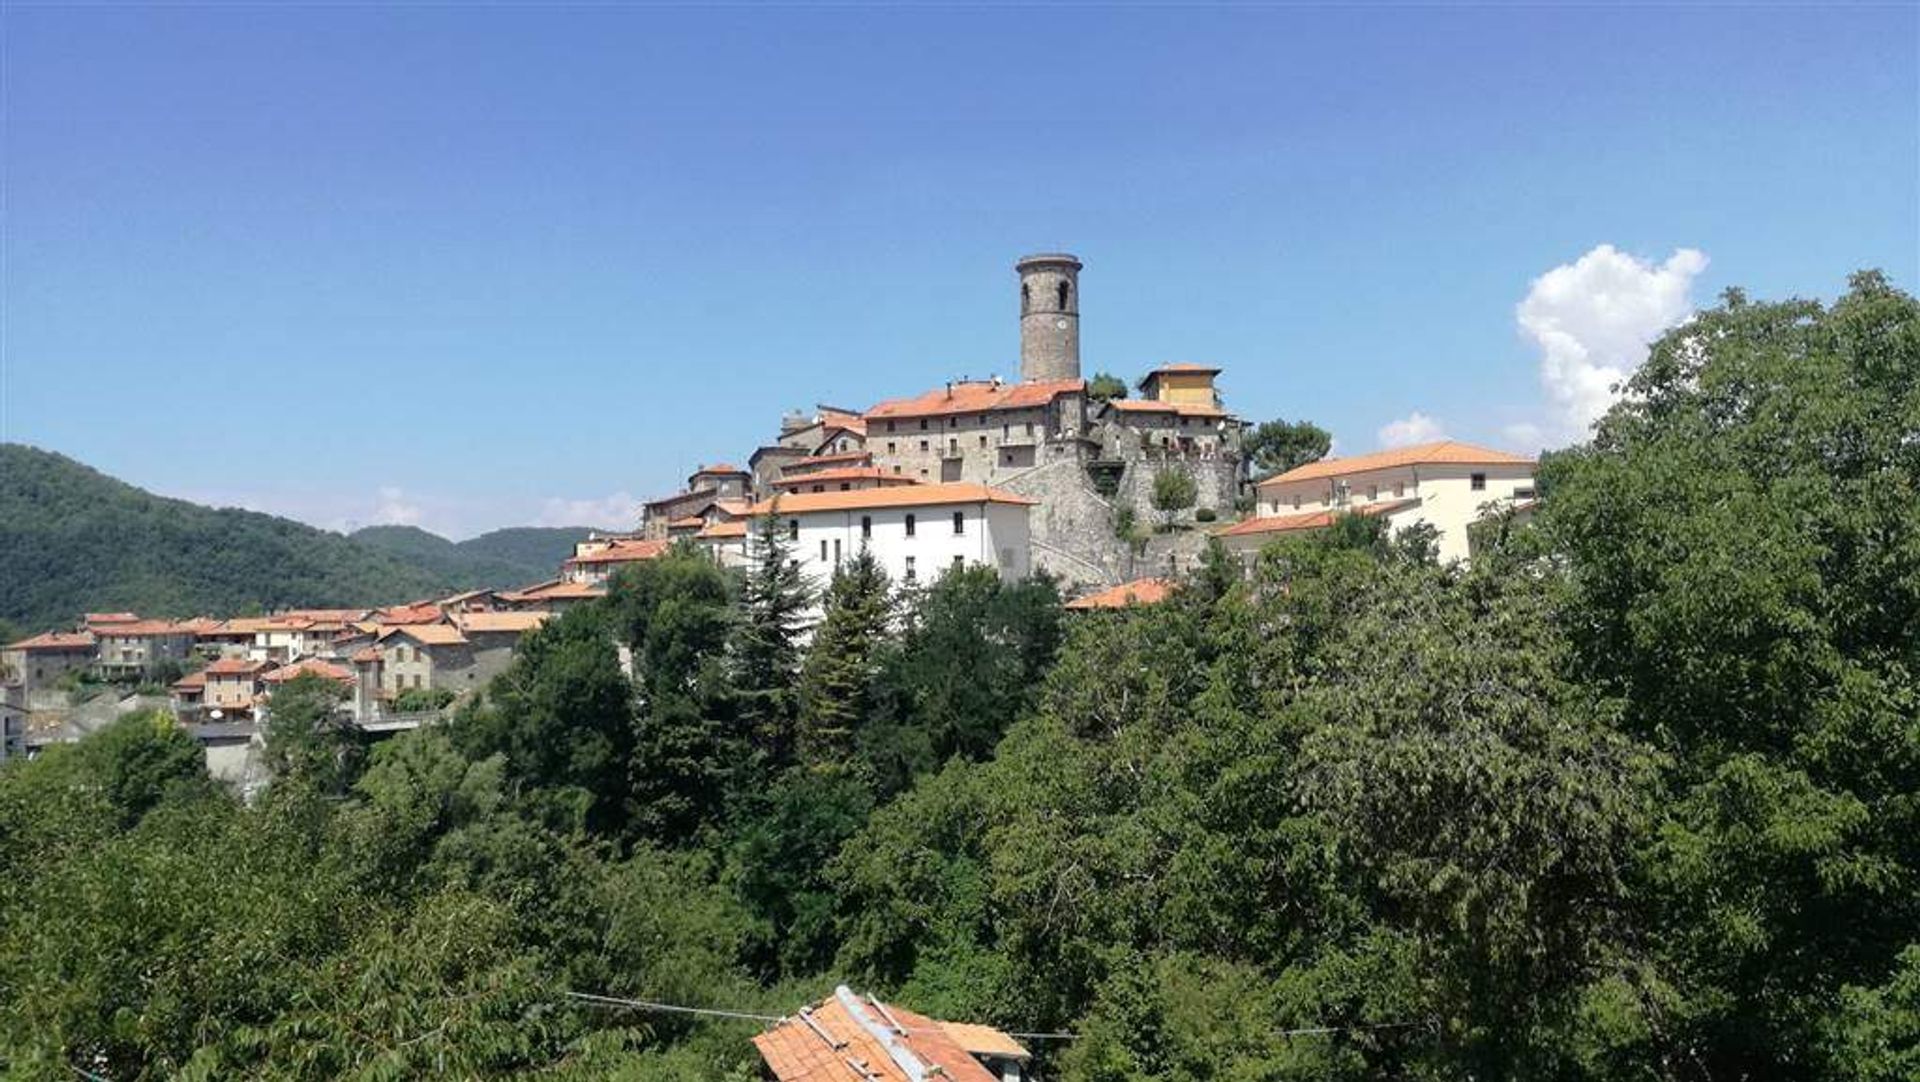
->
[1018, 253, 1081, 382]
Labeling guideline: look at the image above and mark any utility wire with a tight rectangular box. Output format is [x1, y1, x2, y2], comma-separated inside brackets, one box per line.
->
[565, 989, 1424, 1043]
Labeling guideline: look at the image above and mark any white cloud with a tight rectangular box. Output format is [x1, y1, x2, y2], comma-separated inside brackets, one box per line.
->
[536, 491, 640, 531]
[372, 486, 423, 528]
[1517, 244, 1708, 439]
[1378, 411, 1446, 448]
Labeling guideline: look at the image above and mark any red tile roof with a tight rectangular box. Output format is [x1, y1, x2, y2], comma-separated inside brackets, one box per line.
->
[696, 520, 749, 540]
[746, 482, 1037, 516]
[375, 604, 446, 625]
[1257, 441, 1534, 486]
[204, 657, 272, 676]
[783, 451, 872, 472]
[773, 467, 922, 489]
[1065, 577, 1175, 609]
[1215, 499, 1416, 537]
[83, 612, 140, 626]
[453, 611, 550, 634]
[378, 623, 469, 647]
[263, 658, 354, 684]
[753, 987, 999, 1082]
[693, 463, 748, 476]
[565, 538, 671, 565]
[92, 620, 198, 637]
[171, 670, 208, 691]
[5, 631, 95, 652]
[865, 378, 1083, 421]
[350, 646, 382, 664]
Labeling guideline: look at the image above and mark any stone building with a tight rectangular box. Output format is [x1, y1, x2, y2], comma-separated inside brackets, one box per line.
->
[2, 631, 96, 707]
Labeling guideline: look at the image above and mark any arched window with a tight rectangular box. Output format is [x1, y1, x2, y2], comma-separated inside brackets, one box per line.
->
[1056, 281, 1070, 310]
[1021, 283, 1030, 314]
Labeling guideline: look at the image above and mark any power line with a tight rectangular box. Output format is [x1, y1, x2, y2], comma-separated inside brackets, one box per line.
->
[565, 989, 1423, 1044]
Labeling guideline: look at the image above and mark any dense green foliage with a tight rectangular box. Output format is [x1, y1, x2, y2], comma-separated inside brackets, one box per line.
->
[0, 445, 595, 631]
[351, 524, 594, 591]
[1087, 372, 1130, 401]
[2, 275, 1915, 1079]
[1243, 417, 1333, 477]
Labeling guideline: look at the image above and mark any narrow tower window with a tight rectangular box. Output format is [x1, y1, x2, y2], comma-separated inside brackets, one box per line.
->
[1057, 281, 1070, 310]
[1021, 283, 1030, 314]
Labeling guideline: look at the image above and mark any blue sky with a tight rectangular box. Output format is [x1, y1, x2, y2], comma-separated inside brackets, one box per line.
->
[4, 4, 1914, 538]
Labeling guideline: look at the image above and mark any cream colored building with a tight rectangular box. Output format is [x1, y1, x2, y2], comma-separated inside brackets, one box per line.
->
[1249, 440, 1535, 563]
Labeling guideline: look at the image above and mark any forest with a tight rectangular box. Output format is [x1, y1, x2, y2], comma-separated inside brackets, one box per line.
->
[1, 274, 1914, 1080]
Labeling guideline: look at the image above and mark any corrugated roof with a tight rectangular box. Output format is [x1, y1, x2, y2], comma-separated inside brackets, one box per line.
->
[1257, 441, 1534, 485]
[865, 378, 1083, 420]
[746, 482, 1037, 516]
[1065, 577, 1175, 609]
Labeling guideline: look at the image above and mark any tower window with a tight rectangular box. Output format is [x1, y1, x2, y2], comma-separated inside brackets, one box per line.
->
[1021, 283, 1030, 314]
[1057, 281, 1070, 309]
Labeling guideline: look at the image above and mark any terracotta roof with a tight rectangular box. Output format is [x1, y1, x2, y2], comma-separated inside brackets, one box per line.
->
[773, 467, 922, 489]
[263, 658, 354, 684]
[668, 516, 707, 530]
[171, 670, 208, 691]
[378, 623, 468, 647]
[1215, 499, 1416, 537]
[276, 608, 375, 623]
[92, 620, 198, 637]
[696, 520, 749, 540]
[1106, 398, 1229, 420]
[692, 463, 748, 476]
[453, 611, 550, 634]
[5, 631, 94, 652]
[783, 451, 871, 472]
[645, 486, 718, 509]
[350, 647, 382, 664]
[510, 581, 607, 600]
[1257, 441, 1534, 486]
[204, 657, 272, 676]
[753, 987, 998, 1082]
[1065, 577, 1175, 610]
[746, 482, 1037, 515]
[172, 617, 223, 634]
[83, 612, 141, 626]
[865, 378, 1083, 421]
[375, 604, 446, 625]
[1140, 361, 1222, 380]
[565, 538, 671, 565]
[712, 499, 755, 518]
[936, 1021, 1031, 1062]
[438, 589, 497, 606]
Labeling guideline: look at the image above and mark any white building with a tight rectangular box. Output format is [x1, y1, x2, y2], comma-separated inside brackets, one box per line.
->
[745, 483, 1035, 601]
[1242, 440, 1536, 563]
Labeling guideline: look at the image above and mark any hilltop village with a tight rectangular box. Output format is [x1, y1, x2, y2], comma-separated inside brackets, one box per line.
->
[1, 253, 1539, 778]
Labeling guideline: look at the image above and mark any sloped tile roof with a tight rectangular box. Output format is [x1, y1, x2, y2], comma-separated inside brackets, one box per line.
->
[773, 467, 922, 489]
[5, 631, 95, 651]
[377, 623, 469, 646]
[753, 987, 999, 1082]
[263, 658, 354, 684]
[1065, 577, 1175, 609]
[1215, 498, 1416, 536]
[565, 538, 671, 565]
[746, 482, 1037, 515]
[453, 611, 551, 634]
[1257, 441, 1533, 486]
[865, 378, 1083, 421]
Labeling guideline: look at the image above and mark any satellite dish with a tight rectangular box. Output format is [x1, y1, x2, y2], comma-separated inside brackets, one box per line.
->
[208, 709, 224, 720]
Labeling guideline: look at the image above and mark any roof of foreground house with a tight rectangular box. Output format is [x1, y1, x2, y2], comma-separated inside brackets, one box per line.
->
[5, 631, 95, 652]
[453, 611, 551, 635]
[1257, 441, 1533, 486]
[263, 658, 354, 684]
[752, 986, 1006, 1082]
[1065, 577, 1176, 609]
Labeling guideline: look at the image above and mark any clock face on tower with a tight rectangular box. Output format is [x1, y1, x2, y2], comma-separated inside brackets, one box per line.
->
[1055, 318, 1069, 330]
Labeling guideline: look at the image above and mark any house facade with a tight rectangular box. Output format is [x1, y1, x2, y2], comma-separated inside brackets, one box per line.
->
[748, 483, 1035, 601]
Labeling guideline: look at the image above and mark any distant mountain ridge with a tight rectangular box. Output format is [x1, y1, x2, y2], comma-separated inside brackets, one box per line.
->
[0, 444, 598, 632]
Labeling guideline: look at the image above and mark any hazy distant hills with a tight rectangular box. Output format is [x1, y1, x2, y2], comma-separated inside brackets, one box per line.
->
[0, 444, 596, 633]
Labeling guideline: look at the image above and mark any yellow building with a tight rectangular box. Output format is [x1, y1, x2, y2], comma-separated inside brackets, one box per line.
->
[1137, 362, 1223, 408]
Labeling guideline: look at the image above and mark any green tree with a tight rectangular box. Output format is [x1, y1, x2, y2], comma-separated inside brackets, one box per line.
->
[1087, 372, 1129, 401]
[734, 511, 814, 768]
[796, 548, 891, 767]
[1537, 271, 1920, 1077]
[262, 671, 362, 794]
[1243, 418, 1332, 477]
[1149, 467, 1198, 529]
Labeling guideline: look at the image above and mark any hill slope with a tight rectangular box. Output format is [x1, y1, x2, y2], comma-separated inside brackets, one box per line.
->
[0, 445, 559, 631]
[350, 524, 592, 590]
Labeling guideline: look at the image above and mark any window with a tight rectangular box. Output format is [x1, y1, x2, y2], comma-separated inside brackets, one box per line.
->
[861, 515, 872, 539]
[979, 435, 987, 447]
[953, 555, 965, 572]
[833, 539, 842, 563]
[905, 513, 916, 537]
[892, 465, 902, 474]
[1292, 494, 1302, 510]
[1025, 422, 1034, 436]
[948, 417, 956, 428]
[1394, 482, 1405, 498]
[821, 538, 829, 561]
[1021, 282, 1030, 313]
[887, 421, 896, 433]
[1514, 486, 1537, 499]
[904, 556, 917, 583]
[919, 468, 928, 478]
[412, 674, 422, 689]
[838, 482, 850, 491]
[1470, 473, 1487, 491]
[919, 440, 929, 452]
[811, 484, 824, 493]
[1367, 484, 1378, 501]
[919, 419, 928, 431]
[789, 519, 800, 540]
[952, 511, 964, 535]
[1057, 280, 1070, 309]
[949, 438, 958, 453]
[887, 441, 896, 453]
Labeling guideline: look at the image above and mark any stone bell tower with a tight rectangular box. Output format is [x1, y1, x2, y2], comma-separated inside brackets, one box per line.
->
[1017, 253, 1082, 382]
